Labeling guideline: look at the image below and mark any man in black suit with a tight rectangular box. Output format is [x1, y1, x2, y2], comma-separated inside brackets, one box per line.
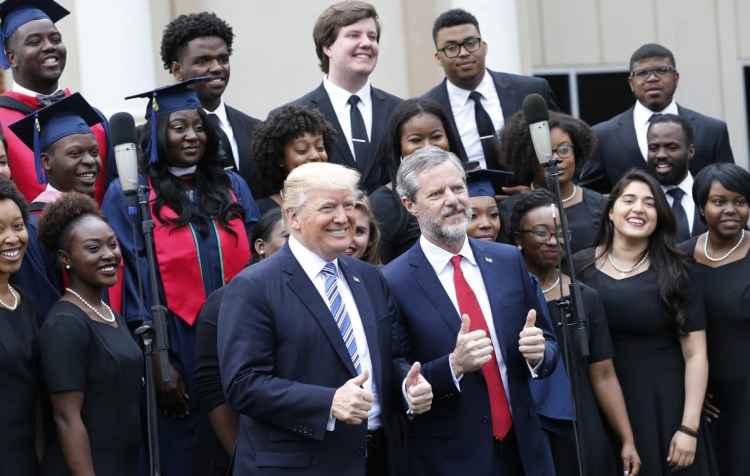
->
[282, 1, 402, 194]
[423, 8, 558, 171]
[646, 114, 706, 241]
[161, 12, 267, 198]
[579, 43, 734, 194]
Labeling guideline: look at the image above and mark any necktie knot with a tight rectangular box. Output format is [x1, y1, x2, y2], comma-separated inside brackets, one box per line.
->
[37, 90, 66, 107]
[668, 187, 685, 202]
[348, 95, 361, 107]
[321, 262, 338, 279]
[469, 91, 483, 104]
[450, 255, 463, 270]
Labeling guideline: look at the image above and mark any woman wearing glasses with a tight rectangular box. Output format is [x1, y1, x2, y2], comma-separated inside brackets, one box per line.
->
[499, 111, 606, 254]
[575, 170, 714, 475]
[678, 163, 750, 476]
[508, 190, 640, 476]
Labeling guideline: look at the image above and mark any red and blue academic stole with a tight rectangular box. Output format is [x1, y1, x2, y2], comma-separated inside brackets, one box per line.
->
[148, 180, 250, 325]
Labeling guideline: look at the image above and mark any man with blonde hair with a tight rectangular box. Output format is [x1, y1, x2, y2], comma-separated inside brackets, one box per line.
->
[219, 162, 432, 475]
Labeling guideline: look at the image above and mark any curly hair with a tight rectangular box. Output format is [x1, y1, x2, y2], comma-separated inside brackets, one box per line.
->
[252, 105, 337, 192]
[499, 111, 597, 184]
[506, 189, 554, 244]
[0, 177, 28, 224]
[141, 109, 245, 237]
[37, 192, 102, 251]
[432, 8, 480, 45]
[160, 12, 234, 70]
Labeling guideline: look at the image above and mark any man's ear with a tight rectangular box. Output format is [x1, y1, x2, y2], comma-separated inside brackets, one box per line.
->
[171, 61, 184, 81]
[402, 196, 418, 218]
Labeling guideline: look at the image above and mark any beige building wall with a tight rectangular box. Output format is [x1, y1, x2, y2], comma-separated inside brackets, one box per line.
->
[13, 0, 748, 168]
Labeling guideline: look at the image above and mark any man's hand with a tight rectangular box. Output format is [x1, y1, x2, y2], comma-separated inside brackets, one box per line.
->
[405, 362, 433, 415]
[450, 314, 493, 377]
[332, 370, 373, 425]
[518, 310, 545, 367]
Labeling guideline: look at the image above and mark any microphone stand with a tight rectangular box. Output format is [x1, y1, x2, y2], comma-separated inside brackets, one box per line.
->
[542, 158, 590, 476]
[126, 185, 170, 476]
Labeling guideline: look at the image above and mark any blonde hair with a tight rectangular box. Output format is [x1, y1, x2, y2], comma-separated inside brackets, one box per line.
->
[282, 162, 361, 227]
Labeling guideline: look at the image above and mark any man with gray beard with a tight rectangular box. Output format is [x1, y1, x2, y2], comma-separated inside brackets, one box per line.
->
[382, 146, 559, 476]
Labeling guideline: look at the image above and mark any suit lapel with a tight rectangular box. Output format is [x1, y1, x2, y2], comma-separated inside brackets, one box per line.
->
[310, 83, 356, 168]
[359, 88, 386, 180]
[616, 107, 646, 169]
[280, 248, 358, 376]
[491, 70, 519, 120]
[470, 240, 510, 364]
[226, 106, 250, 174]
[434, 79, 468, 161]
[407, 245, 462, 336]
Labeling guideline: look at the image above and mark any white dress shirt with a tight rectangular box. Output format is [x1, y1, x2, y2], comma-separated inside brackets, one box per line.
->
[662, 172, 696, 232]
[418, 236, 514, 406]
[446, 70, 504, 168]
[323, 78, 372, 161]
[288, 236, 381, 430]
[203, 99, 240, 170]
[634, 100, 679, 160]
[12, 81, 63, 98]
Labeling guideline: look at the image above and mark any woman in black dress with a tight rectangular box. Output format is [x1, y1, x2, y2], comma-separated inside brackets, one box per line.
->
[36, 193, 142, 476]
[0, 177, 42, 475]
[575, 169, 714, 475]
[252, 105, 337, 214]
[509, 190, 639, 476]
[679, 163, 750, 476]
[499, 111, 607, 254]
[371, 98, 461, 263]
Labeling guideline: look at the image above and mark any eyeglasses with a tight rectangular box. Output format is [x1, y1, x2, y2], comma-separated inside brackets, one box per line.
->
[438, 37, 482, 58]
[552, 143, 574, 158]
[518, 227, 572, 244]
[630, 66, 676, 79]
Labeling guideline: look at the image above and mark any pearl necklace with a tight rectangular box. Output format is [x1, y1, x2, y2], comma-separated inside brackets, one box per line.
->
[703, 229, 745, 262]
[530, 183, 576, 203]
[66, 288, 115, 323]
[541, 275, 561, 294]
[607, 251, 649, 278]
[0, 284, 19, 310]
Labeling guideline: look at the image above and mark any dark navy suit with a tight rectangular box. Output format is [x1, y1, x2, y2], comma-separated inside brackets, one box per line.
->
[579, 104, 735, 194]
[382, 238, 558, 476]
[422, 69, 559, 162]
[282, 83, 402, 193]
[218, 244, 400, 475]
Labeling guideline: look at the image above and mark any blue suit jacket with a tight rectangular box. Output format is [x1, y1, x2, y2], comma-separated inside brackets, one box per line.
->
[218, 244, 400, 475]
[382, 238, 558, 476]
[579, 104, 735, 194]
[282, 82, 402, 194]
[422, 69, 559, 163]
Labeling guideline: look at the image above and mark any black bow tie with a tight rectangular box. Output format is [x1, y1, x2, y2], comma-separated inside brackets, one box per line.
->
[37, 90, 66, 107]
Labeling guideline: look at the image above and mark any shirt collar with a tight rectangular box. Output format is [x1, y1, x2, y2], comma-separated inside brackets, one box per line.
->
[288, 235, 340, 281]
[419, 234, 476, 274]
[634, 99, 679, 126]
[203, 98, 228, 125]
[445, 68, 492, 105]
[324, 77, 372, 109]
[661, 172, 693, 197]
[12, 81, 63, 98]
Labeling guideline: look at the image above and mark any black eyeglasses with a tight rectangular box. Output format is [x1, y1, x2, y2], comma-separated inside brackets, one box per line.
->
[518, 227, 571, 244]
[438, 37, 482, 58]
[630, 66, 676, 79]
[552, 143, 574, 158]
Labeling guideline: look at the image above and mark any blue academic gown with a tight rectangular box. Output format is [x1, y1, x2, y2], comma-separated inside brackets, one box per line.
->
[102, 171, 259, 476]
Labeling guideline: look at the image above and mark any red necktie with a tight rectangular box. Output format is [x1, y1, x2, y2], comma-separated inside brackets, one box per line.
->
[450, 255, 512, 440]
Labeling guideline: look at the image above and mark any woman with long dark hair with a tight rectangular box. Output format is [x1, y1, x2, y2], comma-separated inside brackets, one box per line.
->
[574, 169, 714, 475]
[102, 79, 259, 475]
[370, 97, 461, 263]
[679, 163, 750, 476]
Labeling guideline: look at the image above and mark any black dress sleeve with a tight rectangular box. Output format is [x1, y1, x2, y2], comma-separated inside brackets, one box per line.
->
[580, 283, 615, 364]
[194, 288, 227, 413]
[39, 309, 90, 393]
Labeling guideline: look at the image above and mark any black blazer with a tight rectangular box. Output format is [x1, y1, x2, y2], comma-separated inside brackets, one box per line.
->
[225, 105, 266, 199]
[579, 104, 735, 194]
[422, 69, 559, 162]
[283, 82, 402, 193]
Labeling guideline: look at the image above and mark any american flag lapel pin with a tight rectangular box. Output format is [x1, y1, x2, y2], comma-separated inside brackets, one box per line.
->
[353, 276, 360, 283]
[485, 257, 493, 263]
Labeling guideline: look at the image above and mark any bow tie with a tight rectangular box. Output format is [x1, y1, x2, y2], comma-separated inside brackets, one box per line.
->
[37, 90, 66, 107]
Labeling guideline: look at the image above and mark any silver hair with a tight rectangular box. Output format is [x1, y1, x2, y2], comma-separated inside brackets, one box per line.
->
[395, 146, 465, 203]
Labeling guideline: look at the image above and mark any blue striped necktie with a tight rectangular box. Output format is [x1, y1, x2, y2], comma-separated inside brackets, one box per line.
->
[321, 263, 361, 374]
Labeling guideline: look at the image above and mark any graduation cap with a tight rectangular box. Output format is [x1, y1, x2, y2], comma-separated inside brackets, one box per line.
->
[8, 92, 101, 184]
[0, 0, 70, 70]
[466, 168, 514, 198]
[124, 76, 210, 165]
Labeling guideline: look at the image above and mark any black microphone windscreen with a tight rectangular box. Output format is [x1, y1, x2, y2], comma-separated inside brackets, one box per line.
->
[522, 94, 549, 124]
[109, 112, 137, 145]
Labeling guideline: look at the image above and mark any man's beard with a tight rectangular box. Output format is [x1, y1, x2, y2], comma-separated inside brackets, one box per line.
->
[417, 204, 471, 247]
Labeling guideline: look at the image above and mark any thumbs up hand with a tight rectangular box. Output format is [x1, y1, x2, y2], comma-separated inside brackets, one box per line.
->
[518, 309, 545, 366]
[449, 314, 494, 378]
[405, 362, 433, 415]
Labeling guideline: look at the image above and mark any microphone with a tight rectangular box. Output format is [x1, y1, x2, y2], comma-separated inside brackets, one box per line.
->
[110, 112, 139, 193]
[522, 94, 552, 165]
